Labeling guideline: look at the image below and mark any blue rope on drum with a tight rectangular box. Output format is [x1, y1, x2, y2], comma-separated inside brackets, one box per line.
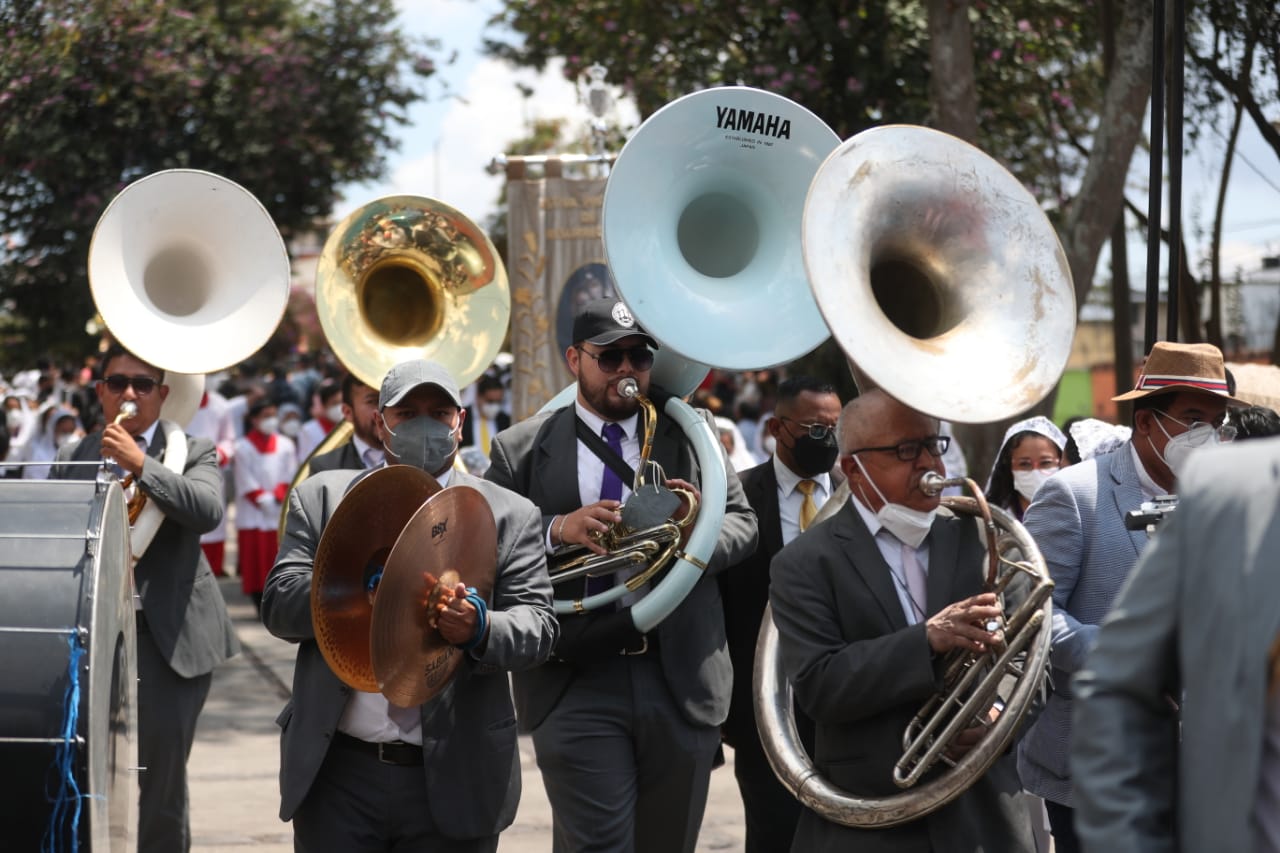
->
[43, 631, 84, 853]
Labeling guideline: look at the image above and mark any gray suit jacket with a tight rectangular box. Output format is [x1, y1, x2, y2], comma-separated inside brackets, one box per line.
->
[261, 467, 558, 837]
[485, 403, 758, 731]
[1017, 443, 1149, 805]
[770, 500, 1033, 853]
[308, 438, 362, 474]
[54, 429, 238, 677]
[1072, 438, 1280, 852]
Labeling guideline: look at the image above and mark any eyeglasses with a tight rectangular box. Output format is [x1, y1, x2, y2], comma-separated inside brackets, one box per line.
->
[102, 374, 160, 396]
[777, 415, 835, 442]
[1154, 410, 1236, 445]
[576, 346, 655, 373]
[848, 435, 951, 462]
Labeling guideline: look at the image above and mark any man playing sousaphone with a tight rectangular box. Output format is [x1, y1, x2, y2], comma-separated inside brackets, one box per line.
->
[769, 390, 1036, 852]
[262, 358, 557, 852]
[484, 297, 757, 853]
[51, 343, 239, 853]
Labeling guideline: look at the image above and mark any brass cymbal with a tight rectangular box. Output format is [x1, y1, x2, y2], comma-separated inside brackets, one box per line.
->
[311, 465, 442, 692]
[372, 485, 498, 707]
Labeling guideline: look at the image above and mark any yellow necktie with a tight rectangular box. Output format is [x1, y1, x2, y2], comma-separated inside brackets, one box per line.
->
[479, 417, 491, 456]
[796, 479, 818, 532]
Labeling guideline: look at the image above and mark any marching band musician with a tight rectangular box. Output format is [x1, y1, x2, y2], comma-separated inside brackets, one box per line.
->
[261, 358, 557, 853]
[769, 389, 1035, 853]
[484, 297, 758, 853]
[308, 372, 386, 473]
[51, 343, 239, 853]
[719, 375, 843, 853]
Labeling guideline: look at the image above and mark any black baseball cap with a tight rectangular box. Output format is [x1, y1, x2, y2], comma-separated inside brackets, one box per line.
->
[572, 298, 659, 349]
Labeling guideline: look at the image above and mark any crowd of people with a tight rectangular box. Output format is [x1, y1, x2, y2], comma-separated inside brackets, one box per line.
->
[8, 315, 1280, 853]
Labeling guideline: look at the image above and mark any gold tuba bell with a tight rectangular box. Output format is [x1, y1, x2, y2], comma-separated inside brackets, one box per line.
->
[753, 125, 1073, 827]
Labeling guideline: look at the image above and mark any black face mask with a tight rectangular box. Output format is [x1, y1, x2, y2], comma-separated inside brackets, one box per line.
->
[791, 433, 839, 478]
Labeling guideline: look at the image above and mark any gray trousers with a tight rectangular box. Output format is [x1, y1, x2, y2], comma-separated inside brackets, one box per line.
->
[292, 743, 498, 853]
[531, 655, 721, 853]
[136, 623, 212, 853]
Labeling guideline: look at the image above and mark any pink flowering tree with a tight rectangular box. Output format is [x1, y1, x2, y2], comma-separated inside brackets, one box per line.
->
[0, 0, 438, 360]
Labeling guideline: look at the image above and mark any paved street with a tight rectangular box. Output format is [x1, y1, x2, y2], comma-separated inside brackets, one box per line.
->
[187, 577, 747, 851]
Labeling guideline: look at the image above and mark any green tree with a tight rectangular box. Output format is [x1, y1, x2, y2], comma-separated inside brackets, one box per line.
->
[485, 1, 1107, 221]
[0, 0, 439, 362]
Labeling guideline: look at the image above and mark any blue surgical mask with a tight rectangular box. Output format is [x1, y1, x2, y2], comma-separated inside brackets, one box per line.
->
[381, 414, 458, 474]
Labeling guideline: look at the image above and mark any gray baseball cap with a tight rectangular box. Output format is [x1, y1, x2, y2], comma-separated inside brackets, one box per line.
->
[378, 359, 462, 409]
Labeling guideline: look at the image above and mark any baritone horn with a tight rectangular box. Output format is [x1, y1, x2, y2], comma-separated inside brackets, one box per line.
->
[754, 125, 1072, 827]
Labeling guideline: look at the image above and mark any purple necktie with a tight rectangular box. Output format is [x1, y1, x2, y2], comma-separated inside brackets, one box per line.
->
[586, 422, 626, 601]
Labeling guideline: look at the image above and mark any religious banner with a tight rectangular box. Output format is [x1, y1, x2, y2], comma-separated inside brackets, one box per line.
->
[503, 156, 617, 420]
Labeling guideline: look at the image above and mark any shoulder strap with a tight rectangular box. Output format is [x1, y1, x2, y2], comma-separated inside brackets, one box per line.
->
[574, 416, 636, 486]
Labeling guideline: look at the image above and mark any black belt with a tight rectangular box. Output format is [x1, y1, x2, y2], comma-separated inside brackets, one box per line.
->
[621, 633, 658, 656]
[332, 732, 424, 766]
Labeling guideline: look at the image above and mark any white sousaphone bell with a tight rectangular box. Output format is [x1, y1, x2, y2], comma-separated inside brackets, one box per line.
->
[89, 169, 293, 425]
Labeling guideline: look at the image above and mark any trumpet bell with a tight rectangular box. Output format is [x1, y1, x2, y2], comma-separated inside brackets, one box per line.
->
[316, 196, 510, 389]
[88, 169, 291, 374]
[603, 87, 839, 369]
[803, 125, 1076, 423]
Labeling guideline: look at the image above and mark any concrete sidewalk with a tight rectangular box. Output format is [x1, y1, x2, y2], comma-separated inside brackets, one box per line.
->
[187, 577, 747, 851]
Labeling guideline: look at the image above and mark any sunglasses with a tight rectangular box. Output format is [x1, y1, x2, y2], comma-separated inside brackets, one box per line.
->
[777, 415, 836, 442]
[576, 346, 655, 373]
[102, 374, 160, 396]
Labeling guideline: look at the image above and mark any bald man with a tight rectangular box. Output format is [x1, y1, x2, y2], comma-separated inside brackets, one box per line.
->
[769, 390, 1034, 852]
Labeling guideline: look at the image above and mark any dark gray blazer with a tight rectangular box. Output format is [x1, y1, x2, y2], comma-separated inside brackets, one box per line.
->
[1072, 438, 1280, 852]
[261, 467, 558, 837]
[769, 500, 1033, 853]
[485, 403, 758, 731]
[54, 428, 238, 677]
[308, 438, 362, 474]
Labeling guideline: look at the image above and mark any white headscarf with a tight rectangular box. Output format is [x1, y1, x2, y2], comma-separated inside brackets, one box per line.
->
[985, 415, 1068, 492]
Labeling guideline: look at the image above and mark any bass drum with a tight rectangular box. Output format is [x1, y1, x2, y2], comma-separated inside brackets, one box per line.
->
[0, 479, 137, 850]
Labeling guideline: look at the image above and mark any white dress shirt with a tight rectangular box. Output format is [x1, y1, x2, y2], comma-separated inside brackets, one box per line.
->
[849, 493, 930, 625]
[772, 454, 831, 547]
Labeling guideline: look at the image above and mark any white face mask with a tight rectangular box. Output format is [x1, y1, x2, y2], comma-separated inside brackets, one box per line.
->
[761, 435, 777, 457]
[1012, 467, 1058, 502]
[280, 418, 301, 437]
[257, 416, 280, 436]
[1149, 414, 1220, 482]
[54, 432, 78, 449]
[851, 454, 937, 549]
[326, 404, 345, 423]
[6, 410, 23, 431]
[479, 401, 502, 420]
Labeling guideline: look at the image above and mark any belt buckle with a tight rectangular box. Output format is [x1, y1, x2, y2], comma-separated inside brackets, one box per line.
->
[376, 742, 396, 764]
[622, 635, 648, 656]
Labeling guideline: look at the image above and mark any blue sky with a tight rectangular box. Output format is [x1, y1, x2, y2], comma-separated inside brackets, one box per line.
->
[344, 1, 1280, 283]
